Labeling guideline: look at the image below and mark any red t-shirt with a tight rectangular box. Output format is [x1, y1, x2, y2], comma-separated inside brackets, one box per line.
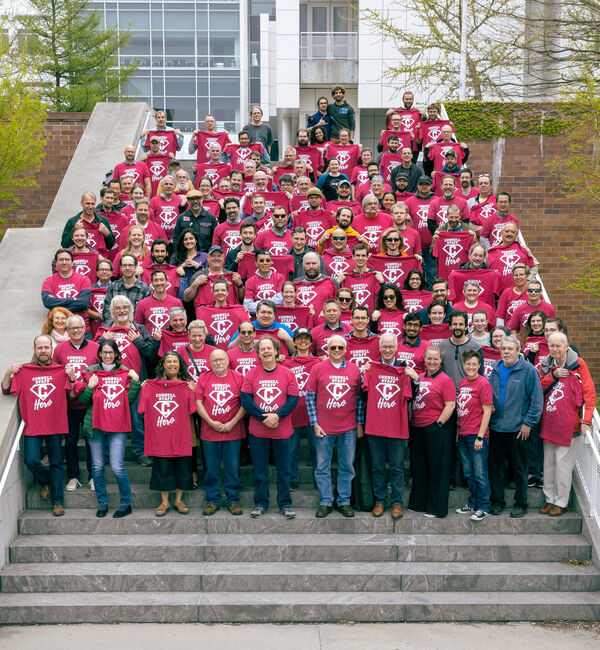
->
[89, 287, 107, 337]
[223, 143, 263, 170]
[242, 364, 299, 439]
[290, 194, 327, 213]
[283, 356, 321, 428]
[72, 251, 99, 284]
[481, 346, 501, 377]
[157, 330, 190, 357]
[193, 272, 239, 308]
[194, 131, 231, 163]
[145, 130, 179, 157]
[540, 372, 584, 446]
[352, 212, 394, 252]
[363, 362, 413, 438]
[469, 196, 497, 227]
[294, 210, 335, 249]
[379, 130, 412, 153]
[149, 195, 183, 242]
[376, 309, 405, 337]
[102, 213, 130, 260]
[419, 120, 453, 148]
[196, 370, 245, 441]
[405, 194, 436, 248]
[134, 294, 183, 338]
[341, 271, 380, 311]
[180, 344, 216, 381]
[243, 191, 290, 217]
[295, 277, 337, 314]
[310, 323, 351, 356]
[227, 347, 259, 376]
[345, 335, 381, 371]
[140, 264, 180, 298]
[350, 166, 369, 187]
[379, 153, 404, 184]
[93, 327, 143, 373]
[433, 231, 475, 280]
[398, 227, 422, 256]
[392, 109, 422, 147]
[53, 340, 100, 409]
[420, 323, 451, 347]
[451, 300, 496, 331]
[412, 371, 456, 427]
[449, 268, 503, 308]
[368, 255, 422, 288]
[480, 213, 521, 245]
[254, 229, 293, 256]
[305, 359, 362, 434]
[145, 154, 170, 196]
[195, 305, 248, 350]
[196, 162, 232, 188]
[139, 379, 195, 456]
[11, 364, 70, 436]
[85, 368, 132, 432]
[42, 272, 92, 330]
[113, 161, 150, 188]
[293, 145, 323, 172]
[275, 305, 313, 333]
[325, 200, 361, 217]
[507, 300, 556, 332]
[496, 287, 527, 323]
[322, 249, 353, 278]
[325, 144, 362, 175]
[487, 243, 534, 291]
[237, 253, 294, 281]
[212, 221, 242, 254]
[428, 196, 470, 225]
[244, 270, 285, 302]
[396, 338, 430, 373]
[457, 374, 493, 437]
[401, 290, 432, 313]
[428, 142, 466, 171]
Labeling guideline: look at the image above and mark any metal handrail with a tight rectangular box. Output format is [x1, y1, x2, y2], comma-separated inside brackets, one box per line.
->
[0, 420, 24, 500]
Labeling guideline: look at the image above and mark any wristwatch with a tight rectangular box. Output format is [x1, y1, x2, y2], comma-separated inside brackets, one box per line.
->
[477, 436, 484, 441]
[436, 420, 444, 428]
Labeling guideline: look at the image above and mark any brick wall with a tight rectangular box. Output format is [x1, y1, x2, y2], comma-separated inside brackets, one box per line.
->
[468, 135, 600, 381]
[2, 112, 90, 230]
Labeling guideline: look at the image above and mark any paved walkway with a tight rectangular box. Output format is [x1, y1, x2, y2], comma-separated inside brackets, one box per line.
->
[1, 622, 599, 649]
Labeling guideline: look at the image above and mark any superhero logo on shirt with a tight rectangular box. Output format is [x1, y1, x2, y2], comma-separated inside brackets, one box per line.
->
[356, 171, 368, 184]
[237, 147, 252, 160]
[209, 388, 234, 407]
[256, 385, 282, 405]
[376, 381, 400, 400]
[148, 312, 170, 331]
[56, 285, 78, 299]
[29, 381, 55, 402]
[401, 115, 416, 131]
[325, 382, 350, 401]
[204, 168, 219, 183]
[386, 161, 401, 175]
[211, 319, 233, 338]
[158, 207, 178, 227]
[92, 295, 106, 312]
[101, 384, 125, 402]
[222, 233, 242, 250]
[426, 126, 442, 142]
[73, 260, 91, 276]
[296, 288, 317, 305]
[415, 206, 429, 228]
[498, 249, 521, 273]
[353, 288, 371, 305]
[442, 242, 463, 261]
[546, 385, 564, 407]
[328, 257, 351, 275]
[336, 152, 351, 166]
[478, 204, 496, 220]
[290, 367, 309, 391]
[149, 161, 165, 176]
[413, 384, 430, 410]
[306, 224, 326, 242]
[153, 399, 178, 419]
[436, 205, 449, 223]
[457, 391, 472, 412]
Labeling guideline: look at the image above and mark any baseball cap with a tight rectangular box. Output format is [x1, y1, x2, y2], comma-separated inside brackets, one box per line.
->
[149, 135, 160, 143]
[293, 327, 313, 341]
[444, 150, 457, 158]
[417, 175, 432, 185]
[186, 189, 202, 199]
[208, 245, 223, 255]
[306, 188, 322, 198]
[338, 179, 351, 187]
[395, 171, 410, 181]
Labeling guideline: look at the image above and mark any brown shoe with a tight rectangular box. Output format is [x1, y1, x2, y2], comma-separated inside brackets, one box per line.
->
[203, 503, 219, 516]
[173, 502, 189, 515]
[539, 502, 553, 514]
[228, 503, 243, 516]
[52, 504, 65, 517]
[372, 503, 385, 517]
[40, 485, 50, 500]
[337, 505, 355, 518]
[391, 504, 403, 520]
[316, 505, 333, 518]
[548, 505, 565, 517]
[155, 503, 170, 517]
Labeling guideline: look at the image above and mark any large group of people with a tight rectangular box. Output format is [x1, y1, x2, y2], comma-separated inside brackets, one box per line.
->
[2, 88, 596, 524]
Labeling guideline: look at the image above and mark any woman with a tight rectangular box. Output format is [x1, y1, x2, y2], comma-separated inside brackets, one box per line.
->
[381, 191, 397, 214]
[310, 126, 329, 159]
[139, 351, 196, 516]
[409, 345, 456, 518]
[307, 96, 331, 140]
[520, 310, 548, 361]
[481, 326, 507, 377]
[78, 338, 140, 518]
[371, 283, 405, 337]
[119, 183, 148, 223]
[41, 307, 73, 349]
[172, 228, 208, 298]
[538, 332, 596, 516]
[401, 269, 431, 313]
[496, 263, 529, 327]
[276, 281, 315, 331]
[456, 350, 494, 521]
[196, 176, 220, 219]
[112, 225, 149, 277]
[420, 301, 451, 346]
[335, 287, 355, 327]
[377, 227, 406, 257]
[243, 105, 273, 158]
[452, 279, 496, 330]
[470, 309, 491, 346]
[195, 279, 248, 349]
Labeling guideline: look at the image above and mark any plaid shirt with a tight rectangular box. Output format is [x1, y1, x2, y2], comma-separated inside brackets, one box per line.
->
[102, 278, 152, 323]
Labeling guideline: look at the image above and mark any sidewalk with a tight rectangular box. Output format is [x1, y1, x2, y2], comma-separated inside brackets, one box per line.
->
[1, 622, 599, 649]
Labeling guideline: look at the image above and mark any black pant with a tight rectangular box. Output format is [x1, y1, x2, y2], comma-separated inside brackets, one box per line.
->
[66, 407, 91, 480]
[408, 421, 450, 518]
[367, 435, 406, 506]
[150, 456, 193, 492]
[489, 429, 529, 508]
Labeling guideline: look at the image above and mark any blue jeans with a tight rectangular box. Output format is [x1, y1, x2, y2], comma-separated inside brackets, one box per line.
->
[421, 248, 436, 290]
[202, 439, 242, 505]
[458, 435, 491, 512]
[314, 429, 356, 506]
[367, 435, 405, 505]
[249, 434, 292, 510]
[291, 425, 316, 483]
[527, 422, 543, 480]
[24, 435, 64, 505]
[89, 430, 131, 508]
[129, 397, 145, 458]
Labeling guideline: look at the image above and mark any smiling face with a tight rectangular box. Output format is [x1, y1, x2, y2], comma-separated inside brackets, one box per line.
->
[424, 348, 442, 374]
[163, 353, 181, 380]
[429, 305, 445, 325]
[463, 356, 480, 379]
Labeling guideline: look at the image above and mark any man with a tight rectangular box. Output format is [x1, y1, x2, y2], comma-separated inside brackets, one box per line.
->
[480, 192, 521, 249]
[390, 146, 420, 193]
[143, 135, 173, 196]
[325, 128, 362, 176]
[316, 158, 350, 202]
[468, 174, 496, 228]
[213, 197, 243, 255]
[318, 206, 366, 253]
[431, 204, 477, 280]
[172, 189, 218, 251]
[184, 245, 243, 309]
[102, 253, 152, 323]
[224, 221, 259, 272]
[240, 193, 269, 224]
[396, 312, 430, 372]
[327, 84, 355, 141]
[507, 279, 556, 333]
[439, 311, 483, 390]
[189, 114, 231, 163]
[241, 336, 299, 519]
[149, 175, 184, 243]
[356, 174, 389, 207]
[456, 168, 479, 201]
[195, 143, 232, 187]
[113, 145, 151, 197]
[344, 306, 381, 371]
[243, 250, 285, 314]
[352, 161, 380, 204]
[377, 136, 404, 186]
[338, 243, 383, 312]
[306, 335, 364, 518]
[321, 228, 353, 278]
[127, 198, 167, 249]
[449, 244, 503, 308]
[42, 249, 92, 330]
[311, 298, 351, 356]
[254, 206, 292, 256]
[223, 130, 266, 170]
[428, 176, 470, 228]
[227, 321, 259, 376]
[390, 90, 423, 162]
[294, 128, 323, 176]
[327, 178, 361, 216]
[405, 175, 436, 287]
[425, 124, 469, 173]
[418, 103, 452, 155]
[61, 192, 115, 252]
[487, 222, 538, 290]
[352, 194, 394, 252]
[135, 269, 183, 339]
[52, 315, 99, 492]
[140, 239, 179, 297]
[140, 108, 184, 157]
[293, 252, 338, 314]
[488, 335, 543, 517]
[2, 335, 75, 517]
[378, 112, 412, 154]
[292, 187, 333, 249]
[363, 334, 419, 519]
[229, 299, 294, 354]
[415, 278, 452, 325]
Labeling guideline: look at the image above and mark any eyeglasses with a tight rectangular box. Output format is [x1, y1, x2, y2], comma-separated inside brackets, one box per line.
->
[100, 350, 115, 356]
[527, 288, 541, 293]
[332, 236, 346, 241]
[329, 345, 345, 351]
[338, 296, 352, 302]
[67, 326, 84, 331]
[381, 345, 396, 350]
[383, 295, 396, 300]
[386, 238, 400, 242]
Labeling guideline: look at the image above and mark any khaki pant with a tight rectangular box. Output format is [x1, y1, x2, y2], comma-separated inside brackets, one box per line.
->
[543, 437, 580, 508]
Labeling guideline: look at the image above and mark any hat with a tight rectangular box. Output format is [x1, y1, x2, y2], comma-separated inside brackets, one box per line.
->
[208, 245, 223, 255]
[417, 175, 432, 185]
[293, 327, 313, 341]
[186, 189, 202, 199]
[338, 179, 351, 187]
[306, 187, 322, 198]
[444, 150, 457, 158]
[149, 135, 160, 143]
[395, 171, 410, 181]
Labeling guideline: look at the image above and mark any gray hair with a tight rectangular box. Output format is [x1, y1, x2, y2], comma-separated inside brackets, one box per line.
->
[188, 319, 207, 332]
[547, 331, 568, 346]
[80, 191, 96, 202]
[463, 279, 480, 291]
[501, 334, 521, 352]
[370, 175, 385, 185]
[469, 243, 487, 260]
[169, 306, 187, 318]
[328, 335, 347, 349]
[162, 174, 176, 184]
[379, 333, 397, 349]
[66, 315, 85, 328]
[110, 295, 133, 314]
[362, 193, 379, 209]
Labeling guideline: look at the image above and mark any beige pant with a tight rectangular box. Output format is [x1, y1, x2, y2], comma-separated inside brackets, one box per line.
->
[543, 437, 580, 508]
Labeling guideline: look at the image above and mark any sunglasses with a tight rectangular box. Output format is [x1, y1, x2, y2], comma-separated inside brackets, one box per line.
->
[386, 238, 400, 242]
[338, 296, 352, 302]
[383, 295, 396, 300]
[329, 345, 345, 351]
[332, 236, 346, 241]
[527, 288, 541, 293]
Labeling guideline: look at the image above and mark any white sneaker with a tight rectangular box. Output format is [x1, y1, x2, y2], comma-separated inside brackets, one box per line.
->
[89, 479, 95, 492]
[65, 478, 81, 492]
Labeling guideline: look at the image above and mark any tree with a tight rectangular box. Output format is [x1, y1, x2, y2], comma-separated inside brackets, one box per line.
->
[0, 28, 47, 226]
[16, 0, 136, 112]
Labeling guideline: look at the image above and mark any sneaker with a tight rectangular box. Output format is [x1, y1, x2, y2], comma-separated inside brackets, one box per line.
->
[424, 513, 438, 518]
[456, 504, 475, 514]
[527, 475, 537, 488]
[250, 505, 266, 518]
[202, 503, 219, 516]
[316, 505, 333, 518]
[227, 503, 243, 516]
[280, 507, 296, 519]
[65, 478, 81, 492]
[470, 510, 489, 521]
[89, 479, 95, 492]
[136, 456, 153, 467]
[290, 481, 299, 491]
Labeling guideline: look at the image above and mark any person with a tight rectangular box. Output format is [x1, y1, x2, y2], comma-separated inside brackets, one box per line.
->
[223, 130, 268, 169]
[538, 332, 596, 516]
[113, 146, 151, 197]
[487, 335, 543, 518]
[195, 278, 248, 350]
[343, 305, 380, 371]
[140, 108, 184, 156]
[390, 146, 420, 193]
[353, 194, 394, 253]
[227, 321, 259, 376]
[468, 173, 496, 227]
[102, 254, 152, 323]
[381, 191, 397, 214]
[310, 298, 351, 355]
[307, 96, 332, 140]
[172, 189, 218, 252]
[287, 224, 327, 278]
[425, 124, 469, 173]
[52, 315, 99, 492]
[254, 206, 293, 256]
[143, 135, 173, 196]
[480, 192, 520, 248]
[400, 268, 431, 313]
[316, 158, 350, 202]
[415, 278, 451, 324]
[67, 224, 100, 281]
[305, 335, 364, 518]
[409, 345, 456, 518]
[405, 175, 436, 287]
[487, 222, 537, 290]
[452, 280, 496, 329]
[134, 269, 183, 339]
[371, 283, 406, 337]
[140, 239, 180, 296]
[507, 279, 556, 333]
[242, 105, 273, 160]
[2, 335, 75, 517]
[171, 229, 208, 299]
[139, 351, 196, 516]
[112, 225, 150, 277]
[195, 176, 221, 219]
[224, 221, 259, 273]
[241, 336, 299, 519]
[496, 263, 529, 327]
[77, 338, 140, 518]
[455, 350, 494, 521]
[243, 249, 285, 314]
[276, 280, 315, 332]
[41, 306, 72, 349]
[519, 310, 548, 359]
[189, 114, 231, 163]
[310, 125, 329, 155]
[363, 334, 419, 519]
[481, 326, 506, 377]
[327, 84, 355, 142]
[294, 252, 338, 314]
[420, 300, 452, 345]
[470, 309, 491, 346]
[61, 192, 115, 253]
[196, 349, 247, 515]
[88, 260, 113, 337]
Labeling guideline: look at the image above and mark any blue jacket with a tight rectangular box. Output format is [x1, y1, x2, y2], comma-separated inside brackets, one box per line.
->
[488, 356, 543, 432]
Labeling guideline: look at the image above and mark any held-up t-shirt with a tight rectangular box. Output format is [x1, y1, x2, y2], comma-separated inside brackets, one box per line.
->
[363, 362, 413, 438]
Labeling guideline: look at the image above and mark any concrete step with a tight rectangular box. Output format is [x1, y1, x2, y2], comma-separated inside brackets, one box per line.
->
[17, 509, 583, 536]
[2, 560, 599, 594]
[9, 533, 591, 564]
[25, 484, 549, 510]
[1, 591, 600, 623]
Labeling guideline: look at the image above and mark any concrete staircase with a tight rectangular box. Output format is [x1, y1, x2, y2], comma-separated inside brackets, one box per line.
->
[2, 444, 600, 624]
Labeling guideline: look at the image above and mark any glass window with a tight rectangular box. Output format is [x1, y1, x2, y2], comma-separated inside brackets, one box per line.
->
[299, 4, 307, 32]
[123, 76, 151, 96]
[105, 11, 117, 28]
[210, 12, 239, 30]
[197, 33, 208, 55]
[118, 10, 149, 29]
[168, 97, 196, 122]
[210, 98, 239, 124]
[165, 32, 195, 58]
[196, 77, 209, 95]
[164, 11, 195, 29]
[210, 35, 238, 56]
[311, 7, 327, 32]
[197, 99, 210, 119]
[151, 10, 162, 29]
[152, 78, 165, 96]
[165, 77, 195, 96]
[151, 33, 163, 54]
[196, 11, 208, 30]
[121, 34, 150, 56]
[210, 77, 239, 96]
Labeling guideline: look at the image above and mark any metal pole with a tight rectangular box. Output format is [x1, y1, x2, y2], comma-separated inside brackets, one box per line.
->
[459, 0, 468, 100]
